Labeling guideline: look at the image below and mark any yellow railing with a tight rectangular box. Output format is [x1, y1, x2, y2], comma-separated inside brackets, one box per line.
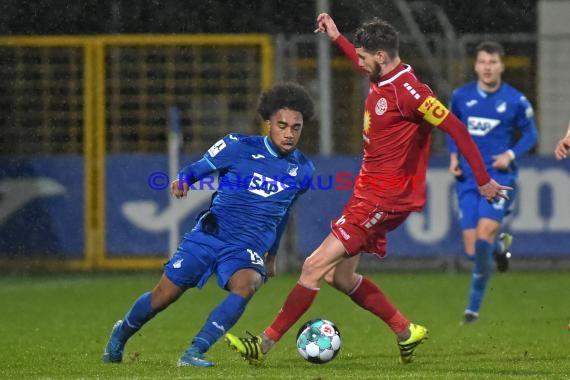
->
[0, 34, 273, 270]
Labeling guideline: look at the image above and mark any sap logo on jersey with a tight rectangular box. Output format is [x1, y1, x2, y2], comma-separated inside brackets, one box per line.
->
[467, 116, 500, 136]
[248, 172, 291, 197]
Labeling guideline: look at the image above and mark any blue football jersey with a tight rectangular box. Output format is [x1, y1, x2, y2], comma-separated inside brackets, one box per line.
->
[446, 82, 538, 182]
[180, 133, 314, 255]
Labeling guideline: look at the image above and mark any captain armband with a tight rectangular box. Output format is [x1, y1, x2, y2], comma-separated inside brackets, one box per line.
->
[417, 96, 450, 127]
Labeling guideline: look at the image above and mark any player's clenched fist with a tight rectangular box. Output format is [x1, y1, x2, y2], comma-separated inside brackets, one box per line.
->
[170, 179, 189, 198]
[554, 135, 570, 160]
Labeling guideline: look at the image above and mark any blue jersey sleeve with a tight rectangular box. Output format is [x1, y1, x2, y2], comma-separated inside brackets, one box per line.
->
[178, 133, 243, 183]
[178, 157, 216, 184]
[445, 91, 460, 154]
[511, 96, 538, 158]
[203, 133, 244, 169]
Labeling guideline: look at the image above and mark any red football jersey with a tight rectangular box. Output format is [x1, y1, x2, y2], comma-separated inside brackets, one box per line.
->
[335, 36, 450, 212]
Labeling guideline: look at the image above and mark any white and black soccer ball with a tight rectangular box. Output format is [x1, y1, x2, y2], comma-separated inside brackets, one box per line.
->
[296, 318, 341, 364]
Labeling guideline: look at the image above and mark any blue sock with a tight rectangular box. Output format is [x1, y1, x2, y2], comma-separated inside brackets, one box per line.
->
[190, 292, 248, 354]
[118, 292, 158, 342]
[493, 239, 502, 255]
[463, 252, 475, 262]
[467, 240, 494, 313]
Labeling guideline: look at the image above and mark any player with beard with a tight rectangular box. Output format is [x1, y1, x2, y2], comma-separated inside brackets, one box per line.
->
[226, 14, 511, 365]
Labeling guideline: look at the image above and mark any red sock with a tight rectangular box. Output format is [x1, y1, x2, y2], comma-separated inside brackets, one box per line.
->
[264, 283, 318, 342]
[349, 276, 409, 334]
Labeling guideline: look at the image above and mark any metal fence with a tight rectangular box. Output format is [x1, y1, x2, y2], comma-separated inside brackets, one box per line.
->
[0, 34, 272, 270]
[2, 32, 568, 272]
[0, 33, 541, 157]
[0, 35, 272, 156]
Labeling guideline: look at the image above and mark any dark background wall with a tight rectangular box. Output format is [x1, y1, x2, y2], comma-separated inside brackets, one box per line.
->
[0, 0, 536, 35]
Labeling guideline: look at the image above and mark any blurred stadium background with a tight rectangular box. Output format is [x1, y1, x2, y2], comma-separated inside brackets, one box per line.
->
[0, 0, 568, 272]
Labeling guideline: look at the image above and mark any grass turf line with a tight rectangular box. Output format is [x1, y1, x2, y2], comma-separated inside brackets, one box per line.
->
[0, 272, 568, 379]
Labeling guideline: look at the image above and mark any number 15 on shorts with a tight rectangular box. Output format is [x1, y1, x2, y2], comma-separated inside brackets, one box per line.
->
[247, 248, 264, 266]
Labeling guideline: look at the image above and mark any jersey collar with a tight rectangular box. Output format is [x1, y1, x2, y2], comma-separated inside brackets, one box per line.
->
[377, 63, 412, 87]
[264, 136, 280, 157]
[476, 82, 502, 98]
[264, 136, 296, 157]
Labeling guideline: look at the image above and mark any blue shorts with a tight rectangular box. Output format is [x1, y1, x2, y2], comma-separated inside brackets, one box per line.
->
[456, 180, 516, 230]
[164, 230, 266, 290]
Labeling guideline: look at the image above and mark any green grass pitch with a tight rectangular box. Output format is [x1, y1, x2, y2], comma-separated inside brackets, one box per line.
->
[1, 271, 569, 379]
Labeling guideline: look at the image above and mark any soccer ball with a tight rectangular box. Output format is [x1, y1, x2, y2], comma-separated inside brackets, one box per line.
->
[296, 318, 341, 364]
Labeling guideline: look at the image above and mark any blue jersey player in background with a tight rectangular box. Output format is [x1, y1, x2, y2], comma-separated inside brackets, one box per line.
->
[103, 82, 315, 367]
[445, 41, 538, 324]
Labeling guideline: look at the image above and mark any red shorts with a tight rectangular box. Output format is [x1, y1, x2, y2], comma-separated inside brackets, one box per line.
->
[330, 197, 410, 258]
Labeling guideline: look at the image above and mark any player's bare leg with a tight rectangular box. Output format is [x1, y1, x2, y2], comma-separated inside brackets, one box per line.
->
[462, 229, 477, 260]
[300, 233, 347, 287]
[324, 254, 361, 293]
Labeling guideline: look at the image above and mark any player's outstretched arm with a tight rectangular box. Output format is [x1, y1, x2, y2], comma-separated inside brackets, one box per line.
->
[314, 12, 365, 75]
[314, 13, 340, 41]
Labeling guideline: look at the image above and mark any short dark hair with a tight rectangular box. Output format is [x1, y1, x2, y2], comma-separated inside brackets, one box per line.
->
[475, 41, 505, 58]
[257, 82, 314, 121]
[354, 18, 399, 58]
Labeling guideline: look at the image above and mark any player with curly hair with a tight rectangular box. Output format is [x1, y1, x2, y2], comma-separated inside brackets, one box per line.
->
[103, 82, 315, 367]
